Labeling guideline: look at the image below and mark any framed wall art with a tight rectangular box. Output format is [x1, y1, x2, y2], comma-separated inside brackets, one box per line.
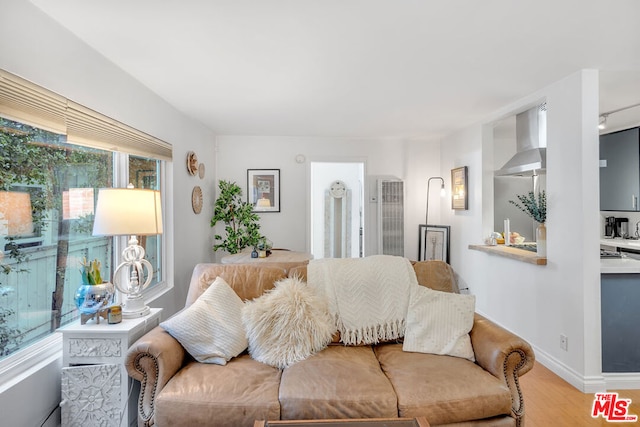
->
[451, 166, 468, 210]
[418, 224, 450, 263]
[247, 169, 280, 212]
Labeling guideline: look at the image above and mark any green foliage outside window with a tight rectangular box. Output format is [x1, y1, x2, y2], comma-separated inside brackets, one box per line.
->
[0, 117, 111, 356]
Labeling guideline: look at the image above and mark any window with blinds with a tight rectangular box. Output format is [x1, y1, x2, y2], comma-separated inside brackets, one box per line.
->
[0, 69, 170, 360]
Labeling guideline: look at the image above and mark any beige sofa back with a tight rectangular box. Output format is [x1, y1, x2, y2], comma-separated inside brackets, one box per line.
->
[186, 259, 457, 308]
[289, 260, 457, 293]
[185, 263, 288, 306]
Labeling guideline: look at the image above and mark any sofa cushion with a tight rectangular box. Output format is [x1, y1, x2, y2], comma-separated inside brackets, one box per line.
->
[412, 260, 458, 293]
[279, 345, 398, 420]
[402, 285, 476, 360]
[375, 343, 512, 425]
[242, 276, 334, 368]
[160, 276, 247, 364]
[155, 355, 281, 427]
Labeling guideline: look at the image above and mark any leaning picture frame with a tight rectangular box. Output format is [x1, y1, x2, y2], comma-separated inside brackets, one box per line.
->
[418, 224, 450, 263]
[247, 169, 280, 212]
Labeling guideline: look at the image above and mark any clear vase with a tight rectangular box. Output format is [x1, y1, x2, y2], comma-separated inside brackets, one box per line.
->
[74, 282, 115, 315]
[536, 223, 547, 257]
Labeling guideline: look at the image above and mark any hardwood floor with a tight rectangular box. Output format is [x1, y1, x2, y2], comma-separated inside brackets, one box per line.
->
[520, 362, 640, 426]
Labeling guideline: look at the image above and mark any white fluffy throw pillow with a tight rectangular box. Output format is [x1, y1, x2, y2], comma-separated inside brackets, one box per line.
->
[242, 276, 334, 369]
[403, 285, 476, 361]
[160, 276, 247, 365]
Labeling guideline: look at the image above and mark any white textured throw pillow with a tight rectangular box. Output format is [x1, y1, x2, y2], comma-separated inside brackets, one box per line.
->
[403, 285, 476, 361]
[160, 276, 247, 365]
[242, 276, 334, 369]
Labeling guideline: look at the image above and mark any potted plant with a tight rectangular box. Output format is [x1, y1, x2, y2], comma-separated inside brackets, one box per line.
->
[509, 190, 547, 256]
[211, 180, 264, 254]
[80, 257, 103, 286]
[75, 257, 115, 318]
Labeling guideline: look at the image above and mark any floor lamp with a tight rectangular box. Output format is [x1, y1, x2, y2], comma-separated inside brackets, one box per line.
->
[423, 177, 445, 261]
[92, 186, 163, 318]
[425, 176, 445, 226]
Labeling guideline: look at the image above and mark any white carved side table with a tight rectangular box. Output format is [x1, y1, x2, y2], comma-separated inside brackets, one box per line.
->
[60, 308, 162, 427]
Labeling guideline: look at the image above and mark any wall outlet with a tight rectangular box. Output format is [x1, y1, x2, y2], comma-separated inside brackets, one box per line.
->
[560, 334, 568, 351]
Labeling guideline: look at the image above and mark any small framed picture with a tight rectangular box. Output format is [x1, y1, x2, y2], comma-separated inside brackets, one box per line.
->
[247, 169, 280, 212]
[418, 224, 450, 263]
[451, 166, 468, 210]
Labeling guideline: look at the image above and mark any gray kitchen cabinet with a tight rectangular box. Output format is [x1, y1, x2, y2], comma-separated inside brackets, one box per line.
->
[601, 273, 640, 372]
[600, 127, 640, 211]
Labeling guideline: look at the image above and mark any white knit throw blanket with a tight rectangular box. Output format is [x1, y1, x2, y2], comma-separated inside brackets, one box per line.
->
[307, 255, 418, 345]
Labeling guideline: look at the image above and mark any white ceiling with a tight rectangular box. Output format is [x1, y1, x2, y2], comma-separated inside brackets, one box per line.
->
[29, 0, 640, 139]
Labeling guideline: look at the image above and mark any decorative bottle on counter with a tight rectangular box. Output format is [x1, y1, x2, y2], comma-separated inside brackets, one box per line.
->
[536, 223, 547, 257]
[504, 219, 510, 246]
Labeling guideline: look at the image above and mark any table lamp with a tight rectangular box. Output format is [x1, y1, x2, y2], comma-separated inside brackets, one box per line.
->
[92, 186, 163, 318]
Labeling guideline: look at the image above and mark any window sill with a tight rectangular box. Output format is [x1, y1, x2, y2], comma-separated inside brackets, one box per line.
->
[0, 333, 62, 393]
[144, 279, 173, 305]
[0, 280, 173, 393]
[468, 244, 547, 265]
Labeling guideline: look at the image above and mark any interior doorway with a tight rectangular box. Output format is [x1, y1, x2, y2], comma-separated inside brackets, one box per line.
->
[310, 161, 365, 259]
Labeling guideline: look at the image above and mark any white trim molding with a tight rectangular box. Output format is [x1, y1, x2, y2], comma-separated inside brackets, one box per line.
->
[602, 373, 640, 390]
[0, 333, 62, 394]
[532, 345, 606, 393]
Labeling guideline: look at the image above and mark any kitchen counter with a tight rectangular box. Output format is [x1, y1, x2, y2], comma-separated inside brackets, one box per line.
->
[600, 238, 640, 273]
[600, 237, 640, 251]
[599, 239, 640, 373]
[468, 244, 546, 265]
[601, 257, 640, 273]
[470, 239, 640, 270]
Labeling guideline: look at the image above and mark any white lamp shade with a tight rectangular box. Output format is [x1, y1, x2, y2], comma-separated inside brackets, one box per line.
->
[92, 188, 163, 236]
[0, 191, 34, 237]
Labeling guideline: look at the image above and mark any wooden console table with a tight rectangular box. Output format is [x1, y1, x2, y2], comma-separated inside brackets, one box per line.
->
[222, 250, 313, 272]
[254, 418, 429, 427]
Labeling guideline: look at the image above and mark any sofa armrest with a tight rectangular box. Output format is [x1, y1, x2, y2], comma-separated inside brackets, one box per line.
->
[126, 325, 186, 427]
[470, 313, 535, 425]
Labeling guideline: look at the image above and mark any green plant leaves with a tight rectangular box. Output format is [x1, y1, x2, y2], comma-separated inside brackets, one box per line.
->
[211, 180, 264, 254]
[509, 190, 546, 224]
[80, 257, 103, 285]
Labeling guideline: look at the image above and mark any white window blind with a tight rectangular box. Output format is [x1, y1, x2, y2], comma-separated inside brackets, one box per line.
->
[0, 70, 66, 134]
[66, 101, 172, 161]
[0, 69, 172, 160]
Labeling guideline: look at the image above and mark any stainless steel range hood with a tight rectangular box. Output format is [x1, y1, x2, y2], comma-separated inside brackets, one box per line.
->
[495, 104, 547, 176]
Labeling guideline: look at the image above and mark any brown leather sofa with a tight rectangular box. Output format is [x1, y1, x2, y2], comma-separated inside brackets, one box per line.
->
[126, 261, 535, 427]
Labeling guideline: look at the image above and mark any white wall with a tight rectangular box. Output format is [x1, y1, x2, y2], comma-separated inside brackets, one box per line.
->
[404, 140, 443, 259]
[439, 70, 602, 391]
[0, 1, 216, 424]
[214, 136, 442, 261]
